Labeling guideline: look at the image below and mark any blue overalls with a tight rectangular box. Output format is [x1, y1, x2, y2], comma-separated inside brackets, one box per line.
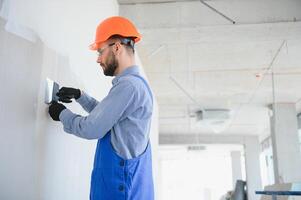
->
[90, 131, 154, 200]
[90, 75, 154, 200]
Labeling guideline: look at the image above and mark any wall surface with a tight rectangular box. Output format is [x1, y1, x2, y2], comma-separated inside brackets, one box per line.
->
[0, 0, 159, 200]
[0, 17, 42, 200]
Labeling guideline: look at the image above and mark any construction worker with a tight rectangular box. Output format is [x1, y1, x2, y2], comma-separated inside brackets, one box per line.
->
[48, 16, 154, 200]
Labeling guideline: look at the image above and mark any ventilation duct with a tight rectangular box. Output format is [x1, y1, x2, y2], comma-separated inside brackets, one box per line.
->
[195, 109, 231, 122]
[191, 109, 232, 133]
[187, 145, 206, 151]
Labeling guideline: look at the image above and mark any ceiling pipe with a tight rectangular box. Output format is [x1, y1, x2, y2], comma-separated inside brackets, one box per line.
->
[199, 0, 236, 24]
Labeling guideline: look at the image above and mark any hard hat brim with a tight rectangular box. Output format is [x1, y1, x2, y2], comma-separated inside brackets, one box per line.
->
[89, 42, 100, 51]
[89, 36, 141, 51]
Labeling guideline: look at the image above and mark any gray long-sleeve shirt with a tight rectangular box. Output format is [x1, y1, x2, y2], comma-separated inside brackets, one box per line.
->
[59, 65, 153, 159]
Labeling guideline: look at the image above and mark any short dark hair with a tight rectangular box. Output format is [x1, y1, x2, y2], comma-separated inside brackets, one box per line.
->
[108, 35, 136, 54]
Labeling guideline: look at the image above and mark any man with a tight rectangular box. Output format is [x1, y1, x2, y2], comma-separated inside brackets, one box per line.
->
[48, 16, 154, 200]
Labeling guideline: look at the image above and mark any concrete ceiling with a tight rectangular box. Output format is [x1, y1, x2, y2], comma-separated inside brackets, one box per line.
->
[119, 0, 199, 5]
[119, 0, 301, 139]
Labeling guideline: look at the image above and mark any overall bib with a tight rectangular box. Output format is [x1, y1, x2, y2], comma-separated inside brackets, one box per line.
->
[90, 75, 154, 200]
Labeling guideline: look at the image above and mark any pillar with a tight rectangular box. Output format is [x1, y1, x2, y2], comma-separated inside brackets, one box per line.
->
[270, 103, 301, 183]
[245, 137, 262, 200]
[231, 151, 243, 188]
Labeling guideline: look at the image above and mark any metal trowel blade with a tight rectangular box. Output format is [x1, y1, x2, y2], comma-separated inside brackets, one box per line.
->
[45, 78, 60, 104]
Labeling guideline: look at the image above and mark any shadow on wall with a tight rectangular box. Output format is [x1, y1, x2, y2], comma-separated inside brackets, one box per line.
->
[0, 16, 95, 200]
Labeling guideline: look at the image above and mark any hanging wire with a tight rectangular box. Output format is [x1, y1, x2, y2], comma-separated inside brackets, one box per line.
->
[169, 75, 205, 112]
[228, 40, 286, 130]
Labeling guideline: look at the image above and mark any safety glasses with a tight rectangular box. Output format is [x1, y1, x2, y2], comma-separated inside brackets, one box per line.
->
[97, 43, 115, 57]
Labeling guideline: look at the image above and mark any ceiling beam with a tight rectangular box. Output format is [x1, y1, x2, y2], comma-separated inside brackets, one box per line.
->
[138, 22, 301, 45]
[119, 0, 199, 5]
[159, 133, 260, 145]
[120, 0, 301, 28]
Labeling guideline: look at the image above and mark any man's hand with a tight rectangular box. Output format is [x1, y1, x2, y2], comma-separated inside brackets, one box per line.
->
[56, 87, 81, 103]
[48, 101, 66, 121]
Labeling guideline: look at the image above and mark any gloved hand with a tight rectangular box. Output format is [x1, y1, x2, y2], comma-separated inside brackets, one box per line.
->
[48, 101, 66, 121]
[56, 87, 81, 103]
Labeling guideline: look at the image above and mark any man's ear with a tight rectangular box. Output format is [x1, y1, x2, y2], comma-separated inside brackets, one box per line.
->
[114, 42, 122, 53]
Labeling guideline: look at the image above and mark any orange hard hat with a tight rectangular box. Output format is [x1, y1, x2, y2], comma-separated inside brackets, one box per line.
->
[89, 16, 141, 50]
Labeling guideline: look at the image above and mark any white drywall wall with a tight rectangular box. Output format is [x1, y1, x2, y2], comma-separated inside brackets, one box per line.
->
[0, 17, 42, 200]
[0, 0, 159, 200]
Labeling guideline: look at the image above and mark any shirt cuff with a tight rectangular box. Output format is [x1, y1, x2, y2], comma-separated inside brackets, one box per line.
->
[59, 109, 76, 133]
[75, 91, 88, 104]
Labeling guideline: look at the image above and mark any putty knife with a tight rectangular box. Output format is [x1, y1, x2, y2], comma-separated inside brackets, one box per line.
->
[44, 78, 60, 104]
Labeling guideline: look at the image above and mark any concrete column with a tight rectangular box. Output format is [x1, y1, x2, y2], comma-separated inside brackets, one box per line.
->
[244, 137, 262, 200]
[270, 103, 301, 183]
[231, 151, 243, 188]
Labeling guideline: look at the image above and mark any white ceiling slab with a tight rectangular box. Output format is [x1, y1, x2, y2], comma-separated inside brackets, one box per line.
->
[188, 41, 282, 70]
[120, 0, 301, 137]
[138, 23, 301, 45]
[121, 0, 301, 28]
[119, 0, 199, 4]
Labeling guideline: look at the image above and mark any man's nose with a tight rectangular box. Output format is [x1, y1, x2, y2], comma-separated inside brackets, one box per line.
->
[97, 55, 102, 63]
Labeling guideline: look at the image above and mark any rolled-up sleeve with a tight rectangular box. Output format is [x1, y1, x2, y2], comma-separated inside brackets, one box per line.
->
[59, 80, 136, 139]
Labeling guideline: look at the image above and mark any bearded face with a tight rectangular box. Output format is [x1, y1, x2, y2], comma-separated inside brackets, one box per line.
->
[102, 50, 119, 77]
